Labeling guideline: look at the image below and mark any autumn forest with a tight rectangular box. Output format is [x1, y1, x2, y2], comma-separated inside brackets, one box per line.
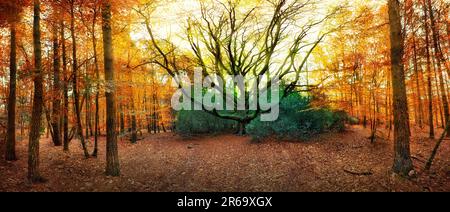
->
[0, 0, 449, 192]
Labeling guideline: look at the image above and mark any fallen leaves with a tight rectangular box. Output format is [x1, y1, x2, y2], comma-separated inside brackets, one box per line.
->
[0, 125, 449, 192]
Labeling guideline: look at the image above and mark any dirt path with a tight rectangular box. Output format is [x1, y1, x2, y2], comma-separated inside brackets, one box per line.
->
[0, 126, 448, 192]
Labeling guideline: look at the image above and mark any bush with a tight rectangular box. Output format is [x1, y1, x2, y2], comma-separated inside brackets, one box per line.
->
[174, 91, 351, 140]
[246, 93, 349, 141]
[175, 110, 237, 136]
[330, 110, 349, 132]
[347, 116, 360, 125]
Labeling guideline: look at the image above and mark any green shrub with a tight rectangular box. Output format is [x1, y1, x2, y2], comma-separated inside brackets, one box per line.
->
[246, 93, 349, 141]
[175, 110, 237, 136]
[330, 110, 350, 132]
[174, 90, 350, 140]
[347, 116, 360, 125]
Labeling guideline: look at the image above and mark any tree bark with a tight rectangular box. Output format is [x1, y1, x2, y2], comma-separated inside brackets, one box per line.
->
[60, 20, 70, 151]
[28, 0, 46, 183]
[92, 8, 100, 157]
[70, 2, 89, 158]
[102, 0, 120, 176]
[237, 121, 249, 136]
[6, 23, 17, 161]
[423, 0, 435, 139]
[119, 104, 125, 134]
[51, 22, 62, 146]
[131, 105, 137, 144]
[412, 33, 424, 128]
[85, 93, 90, 139]
[388, 0, 414, 176]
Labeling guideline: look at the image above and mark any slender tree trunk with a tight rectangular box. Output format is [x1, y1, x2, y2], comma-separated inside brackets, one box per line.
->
[70, 3, 89, 158]
[388, 0, 414, 176]
[130, 75, 137, 144]
[102, 0, 120, 176]
[153, 94, 157, 134]
[386, 72, 392, 131]
[85, 94, 90, 139]
[127, 104, 132, 133]
[385, 76, 389, 129]
[412, 35, 424, 128]
[131, 102, 137, 144]
[156, 94, 163, 134]
[147, 114, 151, 133]
[60, 20, 70, 151]
[6, 23, 17, 161]
[20, 115, 24, 138]
[370, 89, 377, 143]
[92, 13, 100, 157]
[238, 122, 247, 136]
[423, 0, 435, 139]
[84, 55, 93, 138]
[51, 22, 62, 146]
[28, 0, 46, 183]
[119, 104, 125, 134]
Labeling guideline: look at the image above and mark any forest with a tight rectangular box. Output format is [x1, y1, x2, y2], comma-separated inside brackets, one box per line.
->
[0, 0, 448, 192]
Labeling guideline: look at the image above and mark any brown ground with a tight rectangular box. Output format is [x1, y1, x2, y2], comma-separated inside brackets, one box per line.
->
[0, 126, 449, 192]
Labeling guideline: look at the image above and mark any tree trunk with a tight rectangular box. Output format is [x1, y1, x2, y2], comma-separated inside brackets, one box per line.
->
[131, 108, 137, 144]
[423, 0, 435, 139]
[386, 72, 392, 130]
[60, 20, 70, 151]
[51, 22, 62, 146]
[412, 34, 424, 128]
[237, 121, 247, 136]
[127, 105, 132, 133]
[119, 104, 125, 134]
[70, 2, 89, 158]
[370, 90, 377, 143]
[85, 94, 90, 139]
[388, 0, 414, 176]
[152, 93, 157, 134]
[146, 114, 151, 133]
[130, 93, 137, 144]
[28, 0, 46, 183]
[92, 13, 100, 157]
[102, 0, 120, 176]
[6, 23, 17, 161]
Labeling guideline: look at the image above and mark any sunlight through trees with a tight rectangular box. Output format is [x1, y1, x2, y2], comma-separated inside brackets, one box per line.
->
[0, 0, 448, 191]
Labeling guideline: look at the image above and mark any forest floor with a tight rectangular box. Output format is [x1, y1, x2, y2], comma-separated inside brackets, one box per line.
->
[0, 125, 449, 192]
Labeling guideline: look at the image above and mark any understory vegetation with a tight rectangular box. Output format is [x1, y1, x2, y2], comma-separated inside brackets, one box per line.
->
[175, 92, 355, 141]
